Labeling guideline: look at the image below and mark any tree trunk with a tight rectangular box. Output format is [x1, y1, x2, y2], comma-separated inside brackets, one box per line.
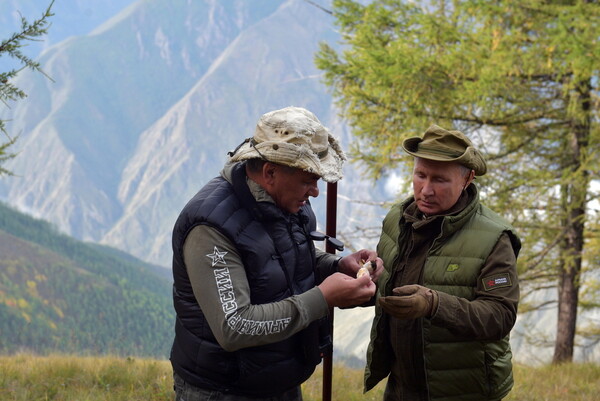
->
[552, 79, 591, 363]
[553, 183, 585, 362]
[553, 230, 581, 363]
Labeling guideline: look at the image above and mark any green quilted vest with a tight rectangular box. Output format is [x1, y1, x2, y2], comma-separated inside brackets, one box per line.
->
[365, 189, 519, 401]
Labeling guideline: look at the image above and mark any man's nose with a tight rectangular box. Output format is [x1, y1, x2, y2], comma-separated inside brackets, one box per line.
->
[421, 180, 434, 195]
[308, 184, 319, 197]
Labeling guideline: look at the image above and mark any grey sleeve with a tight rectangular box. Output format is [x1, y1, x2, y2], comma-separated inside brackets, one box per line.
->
[183, 225, 330, 352]
[315, 248, 340, 283]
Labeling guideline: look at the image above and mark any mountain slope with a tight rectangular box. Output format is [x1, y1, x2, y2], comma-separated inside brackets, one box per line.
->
[0, 0, 137, 71]
[0, 201, 174, 357]
[0, 0, 390, 267]
[0, 0, 394, 365]
[98, 0, 383, 265]
[0, 0, 285, 243]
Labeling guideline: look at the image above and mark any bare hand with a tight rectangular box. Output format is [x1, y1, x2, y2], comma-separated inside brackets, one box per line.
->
[337, 249, 384, 283]
[318, 272, 376, 308]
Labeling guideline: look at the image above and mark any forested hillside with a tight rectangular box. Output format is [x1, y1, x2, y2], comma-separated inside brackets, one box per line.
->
[0, 202, 174, 357]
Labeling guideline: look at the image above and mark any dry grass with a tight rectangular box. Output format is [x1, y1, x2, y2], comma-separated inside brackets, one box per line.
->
[1, 354, 173, 401]
[505, 362, 600, 401]
[1, 354, 598, 400]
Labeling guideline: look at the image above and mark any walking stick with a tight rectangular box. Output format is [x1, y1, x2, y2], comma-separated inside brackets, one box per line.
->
[322, 181, 338, 401]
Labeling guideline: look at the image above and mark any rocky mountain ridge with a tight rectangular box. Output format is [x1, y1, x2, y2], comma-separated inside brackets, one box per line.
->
[1, 0, 388, 267]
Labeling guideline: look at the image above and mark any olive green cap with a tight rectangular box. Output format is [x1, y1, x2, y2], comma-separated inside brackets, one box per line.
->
[402, 124, 487, 176]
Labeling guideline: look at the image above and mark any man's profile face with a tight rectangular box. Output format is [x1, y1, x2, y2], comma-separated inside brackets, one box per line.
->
[267, 164, 320, 214]
[412, 157, 471, 216]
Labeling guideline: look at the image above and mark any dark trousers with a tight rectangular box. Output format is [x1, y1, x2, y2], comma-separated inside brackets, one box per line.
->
[173, 371, 303, 401]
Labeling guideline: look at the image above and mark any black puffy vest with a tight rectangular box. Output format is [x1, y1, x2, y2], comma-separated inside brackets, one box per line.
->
[170, 163, 327, 396]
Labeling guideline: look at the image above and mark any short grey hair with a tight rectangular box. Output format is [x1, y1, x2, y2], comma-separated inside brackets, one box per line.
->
[245, 158, 299, 175]
[459, 164, 472, 177]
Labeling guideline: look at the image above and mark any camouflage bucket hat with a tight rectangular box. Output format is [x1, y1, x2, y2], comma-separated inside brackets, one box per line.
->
[228, 106, 346, 183]
[402, 124, 487, 176]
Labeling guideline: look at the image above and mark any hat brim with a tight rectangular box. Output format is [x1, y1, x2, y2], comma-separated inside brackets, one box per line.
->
[229, 138, 345, 183]
[402, 137, 487, 176]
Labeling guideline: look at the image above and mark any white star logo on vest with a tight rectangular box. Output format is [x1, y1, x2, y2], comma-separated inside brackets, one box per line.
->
[206, 246, 228, 267]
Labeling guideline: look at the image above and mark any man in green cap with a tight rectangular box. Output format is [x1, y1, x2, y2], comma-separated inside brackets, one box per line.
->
[364, 125, 521, 401]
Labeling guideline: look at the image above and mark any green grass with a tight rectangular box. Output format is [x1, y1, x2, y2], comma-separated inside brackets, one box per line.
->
[1, 354, 599, 400]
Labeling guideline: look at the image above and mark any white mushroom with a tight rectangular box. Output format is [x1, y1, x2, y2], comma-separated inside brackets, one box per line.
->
[356, 260, 376, 279]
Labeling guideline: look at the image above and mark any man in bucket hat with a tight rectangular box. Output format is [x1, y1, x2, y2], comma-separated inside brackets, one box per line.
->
[364, 125, 521, 401]
[170, 106, 382, 401]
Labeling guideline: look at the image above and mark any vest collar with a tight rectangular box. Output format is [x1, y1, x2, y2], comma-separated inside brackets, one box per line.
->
[402, 184, 479, 236]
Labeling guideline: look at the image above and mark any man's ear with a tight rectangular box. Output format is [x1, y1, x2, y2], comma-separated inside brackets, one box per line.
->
[465, 169, 475, 188]
[262, 162, 277, 182]
[461, 168, 475, 192]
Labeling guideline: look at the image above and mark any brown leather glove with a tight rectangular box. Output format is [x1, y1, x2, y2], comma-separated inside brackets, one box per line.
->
[378, 284, 439, 319]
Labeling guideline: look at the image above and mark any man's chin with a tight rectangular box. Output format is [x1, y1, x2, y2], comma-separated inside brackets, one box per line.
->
[285, 205, 303, 214]
[417, 202, 439, 216]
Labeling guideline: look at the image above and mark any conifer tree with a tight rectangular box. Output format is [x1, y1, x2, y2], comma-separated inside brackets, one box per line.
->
[316, 0, 599, 363]
[0, 1, 54, 176]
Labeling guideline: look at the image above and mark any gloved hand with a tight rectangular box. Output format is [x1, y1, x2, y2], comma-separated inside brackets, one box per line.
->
[378, 284, 439, 319]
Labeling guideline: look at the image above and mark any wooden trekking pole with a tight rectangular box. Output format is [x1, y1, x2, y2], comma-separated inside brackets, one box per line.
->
[322, 181, 338, 401]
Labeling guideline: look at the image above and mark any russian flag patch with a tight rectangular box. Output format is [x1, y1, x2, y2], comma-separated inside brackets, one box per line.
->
[482, 273, 512, 291]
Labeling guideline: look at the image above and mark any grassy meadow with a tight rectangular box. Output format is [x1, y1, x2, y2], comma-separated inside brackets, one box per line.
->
[1, 354, 599, 400]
